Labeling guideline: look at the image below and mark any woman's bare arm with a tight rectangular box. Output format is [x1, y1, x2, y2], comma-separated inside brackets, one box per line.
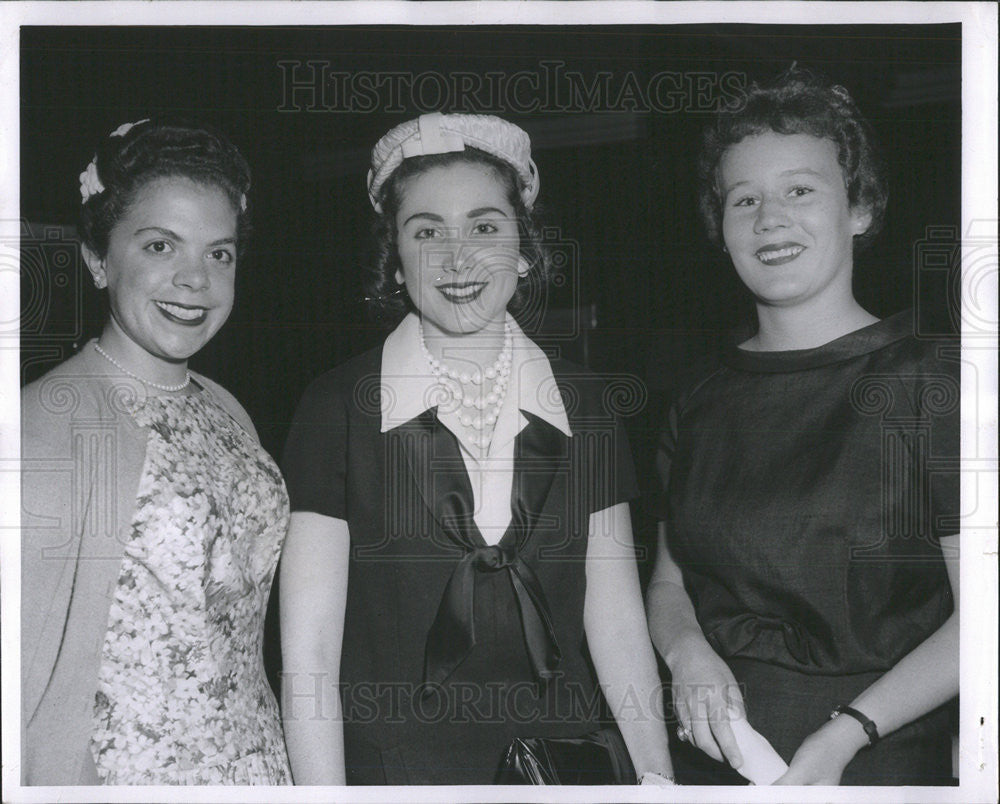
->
[585, 503, 674, 780]
[279, 511, 351, 785]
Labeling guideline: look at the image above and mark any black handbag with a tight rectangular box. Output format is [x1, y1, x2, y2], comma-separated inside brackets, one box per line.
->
[495, 728, 636, 785]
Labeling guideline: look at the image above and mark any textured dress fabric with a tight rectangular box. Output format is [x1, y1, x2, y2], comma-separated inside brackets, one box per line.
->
[283, 343, 639, 785]
[658, 311, 959, 785]
[21, 342, 289, 785]
[89, 393, 291, 784]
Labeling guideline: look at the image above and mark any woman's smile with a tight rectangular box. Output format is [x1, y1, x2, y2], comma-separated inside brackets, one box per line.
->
[437, 280, 487, 304]
[154, 299, 210, 324]
[755, 242, 806, 265]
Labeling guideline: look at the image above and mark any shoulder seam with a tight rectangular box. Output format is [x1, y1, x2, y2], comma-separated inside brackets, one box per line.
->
[678, 364, 728, 411]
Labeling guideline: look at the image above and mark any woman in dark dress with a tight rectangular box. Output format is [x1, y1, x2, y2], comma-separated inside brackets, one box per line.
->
[645, 69, 959, 785]
[279, 113, 673, 785]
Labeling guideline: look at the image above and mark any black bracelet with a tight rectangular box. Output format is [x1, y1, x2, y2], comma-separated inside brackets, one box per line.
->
[830, 704, 880, 747]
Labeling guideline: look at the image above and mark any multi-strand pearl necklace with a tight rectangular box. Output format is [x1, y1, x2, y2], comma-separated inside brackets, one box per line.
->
[93, 342, 191, 392]
[419, 322, 513, 449]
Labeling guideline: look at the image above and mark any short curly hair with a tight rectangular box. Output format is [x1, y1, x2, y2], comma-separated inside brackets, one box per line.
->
[79, 118, 252, 260]
[698, 67, 888, 253]
[363, 147, 551, 327]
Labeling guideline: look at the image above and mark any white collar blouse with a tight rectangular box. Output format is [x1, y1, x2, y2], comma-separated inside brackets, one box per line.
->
[379, 313, 572, 545]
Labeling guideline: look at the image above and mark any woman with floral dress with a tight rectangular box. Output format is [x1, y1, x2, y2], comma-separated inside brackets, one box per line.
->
[21, 119, 290, 785]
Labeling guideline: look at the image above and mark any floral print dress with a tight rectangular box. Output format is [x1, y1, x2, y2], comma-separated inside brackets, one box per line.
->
[90, 390, 290, 784]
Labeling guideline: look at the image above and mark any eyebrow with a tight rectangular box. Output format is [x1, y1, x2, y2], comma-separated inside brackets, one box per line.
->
[778, 167, 828, 179]
[467, 206, 509, 219]
[723, 167, 828, 195]
[402, 207, 511, 227]
[401, 212, 443, 227]
[133, 226, 236, 247]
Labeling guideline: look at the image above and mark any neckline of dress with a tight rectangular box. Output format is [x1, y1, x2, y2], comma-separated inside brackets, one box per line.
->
[721, 310, 913, 374]
[134, 385, 207, 402]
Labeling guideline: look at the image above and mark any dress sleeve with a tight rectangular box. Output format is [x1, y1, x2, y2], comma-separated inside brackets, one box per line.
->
[282, 373, 349, 519]
[652, 401, 681, 522]
[598, 412, 639, 512]
[20, 382, 74, 718]
[575, 378, 640, 515]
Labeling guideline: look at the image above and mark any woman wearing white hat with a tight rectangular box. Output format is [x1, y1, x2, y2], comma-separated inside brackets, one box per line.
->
[279, 113, 673, 786]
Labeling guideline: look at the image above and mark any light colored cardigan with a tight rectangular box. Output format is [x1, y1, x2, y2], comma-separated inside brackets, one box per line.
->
[21, 342, 257, 785]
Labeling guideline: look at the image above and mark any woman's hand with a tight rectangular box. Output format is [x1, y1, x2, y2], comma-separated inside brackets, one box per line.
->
[668, 637, 745, 769]
[773, 714, 866, 785]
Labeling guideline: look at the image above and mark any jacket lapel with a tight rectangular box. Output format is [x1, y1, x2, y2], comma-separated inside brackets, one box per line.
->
[394, 409, 482, 548]
[394, 408, 569, 549]
[506, 412, 568, 548]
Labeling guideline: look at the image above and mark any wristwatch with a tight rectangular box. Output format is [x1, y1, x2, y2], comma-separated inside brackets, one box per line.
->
[830, 704, 880, 747]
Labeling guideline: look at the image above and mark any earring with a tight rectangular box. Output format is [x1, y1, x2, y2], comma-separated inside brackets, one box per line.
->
[516, 256, 531, 277]
[93, 275, 107, 289]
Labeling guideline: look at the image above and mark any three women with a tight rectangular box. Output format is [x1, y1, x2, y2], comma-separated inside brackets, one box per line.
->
[21, 69, 959, 789]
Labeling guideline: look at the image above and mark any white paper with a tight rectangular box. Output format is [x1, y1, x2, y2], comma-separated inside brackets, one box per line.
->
[729, 716, 789, 786]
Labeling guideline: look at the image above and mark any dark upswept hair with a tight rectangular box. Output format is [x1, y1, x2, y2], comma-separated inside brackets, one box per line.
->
[698, 67, 888, 253]
[79, 118, 252, 260]
[364, 147, 551, 327]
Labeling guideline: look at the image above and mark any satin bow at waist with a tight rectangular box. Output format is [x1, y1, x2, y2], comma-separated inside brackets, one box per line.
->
[707, 613, 818, 667]
[423, 540, 562, 689]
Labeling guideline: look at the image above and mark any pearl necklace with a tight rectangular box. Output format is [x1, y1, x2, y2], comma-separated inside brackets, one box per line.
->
[93, 342, 191, 392]
[419, 321, 513, 449]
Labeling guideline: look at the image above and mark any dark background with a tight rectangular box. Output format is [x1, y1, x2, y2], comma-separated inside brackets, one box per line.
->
[20, 23, 962, 688]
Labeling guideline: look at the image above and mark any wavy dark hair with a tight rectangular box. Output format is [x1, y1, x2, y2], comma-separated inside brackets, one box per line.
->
[698, 67, 888, 253]
[364, 147, 551, 327]
[79, 118, 252, 260]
